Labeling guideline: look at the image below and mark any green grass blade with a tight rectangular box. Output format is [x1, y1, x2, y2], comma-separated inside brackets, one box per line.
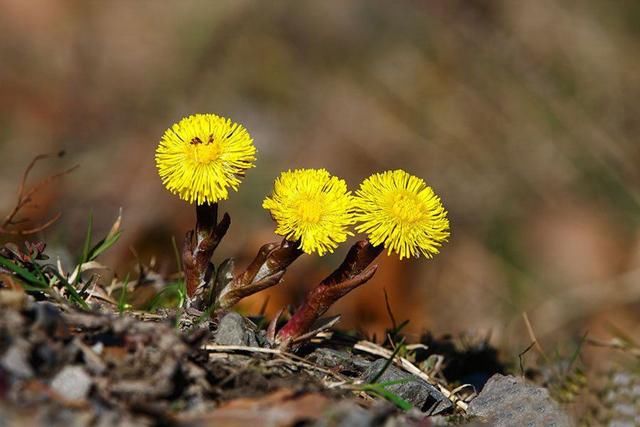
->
[30, 261, 50, 286]
[87, 231, 122, 261]
[73, 212, 93, 286]
[171, 235, 182, 274]
[146, 283, 182, 311]
[82, 212, 93, 263]
[118, 273, 131, 315]
[63, 282, 89, 309]
[0, 256, 47, 288]
[46, 267, 89, 309]
[362, 383, 413, 410]
[375, 378, 415, 388]
[390, 319, 410, 336]
[370, 338, 406, 384]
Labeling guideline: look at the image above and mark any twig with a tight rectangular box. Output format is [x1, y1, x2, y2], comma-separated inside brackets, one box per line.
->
[354, 340, 469, 412]
[1, 152, 78, 235]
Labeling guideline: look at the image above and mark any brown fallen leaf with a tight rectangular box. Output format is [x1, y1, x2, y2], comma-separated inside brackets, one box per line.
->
[181, 389, 332, 427]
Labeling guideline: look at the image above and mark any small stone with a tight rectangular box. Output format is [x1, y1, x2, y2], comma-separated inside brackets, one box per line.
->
[609, 421, 635, 427]
[612, 372, 632, 387]
[360, 358, 453, 415]
[214, 312, 258, 347]
[0, 340, 33, 379]
[613, 403, 636, 418]
[50, 366, 92, 401]
[468, 374, 571, 427]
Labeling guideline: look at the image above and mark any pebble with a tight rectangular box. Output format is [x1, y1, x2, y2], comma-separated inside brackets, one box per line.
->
[214, 312, 258, 347]
[0, 341, 33, 379]
[50, 366, 92, 401]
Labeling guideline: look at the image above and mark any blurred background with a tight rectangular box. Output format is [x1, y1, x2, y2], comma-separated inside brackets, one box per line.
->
[1, 0, 640, 362]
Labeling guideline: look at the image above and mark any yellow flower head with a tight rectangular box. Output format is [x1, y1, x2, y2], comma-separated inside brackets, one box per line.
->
[155, 113, 256, 205]
[354, 170, 450, 260]
[262, 169, 355, 256]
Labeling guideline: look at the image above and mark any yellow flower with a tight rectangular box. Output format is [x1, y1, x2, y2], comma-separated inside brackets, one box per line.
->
[155, 113, 256, 205]
[354, 170, 450, 260]
[262, 169, 355, 256]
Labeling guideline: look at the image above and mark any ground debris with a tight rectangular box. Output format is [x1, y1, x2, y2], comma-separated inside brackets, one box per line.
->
[180, 389, 331, 427]
[0, 297, 581, 426]
[0, 299, 357, 425]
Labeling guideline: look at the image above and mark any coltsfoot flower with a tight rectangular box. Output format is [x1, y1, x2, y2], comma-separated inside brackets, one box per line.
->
[354, 170, 449, 260]
[155, 113, 256, 205]
[263, 169, 355, 256]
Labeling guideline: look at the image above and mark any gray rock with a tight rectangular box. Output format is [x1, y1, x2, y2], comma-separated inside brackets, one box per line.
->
[214, 312, 258, 347]
[308, 348, 370, 372]
[468, 374, 572, 427]
[50, 366, 92, 401]
[0, 340, 33, 378]
[360, 358, 453, 415]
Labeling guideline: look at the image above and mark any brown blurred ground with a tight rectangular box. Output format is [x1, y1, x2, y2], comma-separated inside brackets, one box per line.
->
[2, 0, 640, 359]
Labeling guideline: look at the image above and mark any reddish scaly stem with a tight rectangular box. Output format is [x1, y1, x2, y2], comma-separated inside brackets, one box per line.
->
[217, 239, 303, 310]
[275, 240, 383, 347]
[183, 203, 230, 308]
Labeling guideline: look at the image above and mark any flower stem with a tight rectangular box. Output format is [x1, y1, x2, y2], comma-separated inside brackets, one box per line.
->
[183, 203, 230, 309]
[276, 240, 383, 347]
[217, 239, 303, 310]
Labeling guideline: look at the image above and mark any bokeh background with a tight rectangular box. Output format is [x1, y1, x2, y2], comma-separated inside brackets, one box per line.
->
[2, 0, 640, 362]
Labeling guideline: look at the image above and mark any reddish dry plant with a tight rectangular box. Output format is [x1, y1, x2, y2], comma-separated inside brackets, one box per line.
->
[0, 152, 77, 236]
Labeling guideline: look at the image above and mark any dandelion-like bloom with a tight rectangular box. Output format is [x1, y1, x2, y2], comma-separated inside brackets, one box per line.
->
[262, 169, 355, 256]
[354, 170, 449, 260]
[155, 113, 256, 205]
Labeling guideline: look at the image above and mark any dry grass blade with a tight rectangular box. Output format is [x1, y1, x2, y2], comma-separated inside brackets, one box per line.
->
[587, 337, 640, 357]
[522, 312, 549, 362]
[354, 340, 469, 412]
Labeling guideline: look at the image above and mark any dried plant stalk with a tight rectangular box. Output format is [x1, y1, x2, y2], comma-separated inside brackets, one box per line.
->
[1, 151, 77, 236]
